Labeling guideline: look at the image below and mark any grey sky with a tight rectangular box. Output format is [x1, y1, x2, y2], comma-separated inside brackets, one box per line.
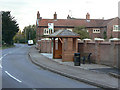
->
[0, 0, 119, 30]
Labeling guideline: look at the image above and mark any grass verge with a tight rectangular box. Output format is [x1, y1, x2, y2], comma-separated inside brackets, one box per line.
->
[0, 45, 15, 50]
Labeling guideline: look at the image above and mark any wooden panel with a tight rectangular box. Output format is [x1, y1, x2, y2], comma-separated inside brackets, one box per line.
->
[54, 39, 62, 59]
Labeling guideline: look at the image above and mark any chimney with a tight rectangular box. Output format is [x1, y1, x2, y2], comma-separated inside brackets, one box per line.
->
[86, 13, 90, 19]
[67, 15, 71, 19]
[54, 12, 57, 20]
[37, 11, 40, 19]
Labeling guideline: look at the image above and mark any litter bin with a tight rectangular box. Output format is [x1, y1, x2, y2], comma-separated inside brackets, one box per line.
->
[74, 53, 80, 66]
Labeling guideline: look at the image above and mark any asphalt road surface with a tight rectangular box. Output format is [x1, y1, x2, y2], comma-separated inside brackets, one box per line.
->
[1, 44, 99, 88]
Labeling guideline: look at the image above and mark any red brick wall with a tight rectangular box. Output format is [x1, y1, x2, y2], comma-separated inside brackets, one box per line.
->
[37, 39, 120, 68]
[78, 40, 120, 68]
[112, 32, 120, 38]
[62, 38, 78, 62]
[39, 40, 52, 53]
[78, 41, 96, 62]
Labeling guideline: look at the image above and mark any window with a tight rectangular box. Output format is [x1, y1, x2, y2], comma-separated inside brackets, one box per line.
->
[49, 29, 51, 34]
[51, 29, 52, 33]
[44, 29, 46, 34]
[86, 20, 90, 22]
[113, 25, 120, 32]
[49, 29, 53, 34]
[47, 30, 48, 34]
[44, 28, 49, 35]
[93, 29, 100, 33]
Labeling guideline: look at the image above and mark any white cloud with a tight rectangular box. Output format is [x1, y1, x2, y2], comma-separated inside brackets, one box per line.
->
[0, 0, 119, 30]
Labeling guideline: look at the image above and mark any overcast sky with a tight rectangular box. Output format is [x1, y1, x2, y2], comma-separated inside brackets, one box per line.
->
[0, 0, 120, 30]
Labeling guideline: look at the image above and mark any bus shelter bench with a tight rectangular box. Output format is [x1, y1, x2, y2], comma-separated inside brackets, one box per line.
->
[80, 53, 92, 64]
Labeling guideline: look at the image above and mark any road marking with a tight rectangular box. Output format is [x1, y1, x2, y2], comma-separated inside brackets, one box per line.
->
[0, 54, 8, 61]
[0, 45, 24, 61]
[0, 57, 2, 61]
[0, 64, 2, 68]
[5, 71, 22, 83]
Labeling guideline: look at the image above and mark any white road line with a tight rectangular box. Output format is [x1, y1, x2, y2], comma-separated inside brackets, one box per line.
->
[3, 54, 7, 57]
[0, 57, 2, 61]
[5, 71, 22, 83]
[0, 64, 2, 68]
[0, 54, 8, 61]
[0, 46, 23, 61]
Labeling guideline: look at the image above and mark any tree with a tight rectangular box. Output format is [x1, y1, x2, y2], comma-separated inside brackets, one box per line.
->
[103, 31, 107, 39]
[13, 29, 25, 43]
[73, 26, 90, 39]
[22, 25, 36, 43]
[2, 11, 19, 45]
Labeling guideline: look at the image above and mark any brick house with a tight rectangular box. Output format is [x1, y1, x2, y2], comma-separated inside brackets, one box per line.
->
[36, 11, 120, 41]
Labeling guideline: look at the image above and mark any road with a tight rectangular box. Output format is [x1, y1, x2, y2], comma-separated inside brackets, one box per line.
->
[1, 44, 98, 88]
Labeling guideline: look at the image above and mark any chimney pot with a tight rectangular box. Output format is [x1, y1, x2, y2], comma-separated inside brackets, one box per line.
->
[86, 13, 90, 19]
[54, 12, 57, 19]
[67, 15, 71, 19]
[37, 11, 40, 19]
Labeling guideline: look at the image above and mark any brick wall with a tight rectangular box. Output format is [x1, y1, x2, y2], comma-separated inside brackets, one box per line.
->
[37, 39, 120, 68]
[37, 38, 120, 68]
[39, 40, 52, 53]
[112, 32, 120, 38]
[78, 40, 120, 68]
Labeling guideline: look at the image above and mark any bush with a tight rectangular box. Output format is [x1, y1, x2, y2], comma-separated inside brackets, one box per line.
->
[73, 26, 90, 39]
[19, 38, 26, 43]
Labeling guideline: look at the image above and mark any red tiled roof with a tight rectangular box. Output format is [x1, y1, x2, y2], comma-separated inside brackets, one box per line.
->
[38, 18, 115, 27]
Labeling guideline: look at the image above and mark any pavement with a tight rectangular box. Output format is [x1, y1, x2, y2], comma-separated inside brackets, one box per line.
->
[40, 53, 120, 78]
[29, 46, 120, 89]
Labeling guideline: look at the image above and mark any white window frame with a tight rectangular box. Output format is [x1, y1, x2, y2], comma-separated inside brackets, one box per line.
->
[44, 28, 50, 35]
[93, 28, 100, 33]
[48, 29, 53, 34]
[113, 25, 120, 32]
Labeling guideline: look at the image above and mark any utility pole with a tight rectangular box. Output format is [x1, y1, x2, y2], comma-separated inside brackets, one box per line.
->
[29, 32, 30, 40]
[0, 12, 2, 47]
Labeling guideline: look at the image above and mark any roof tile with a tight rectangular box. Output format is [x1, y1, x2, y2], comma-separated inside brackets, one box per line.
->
[38, 17, 118, 27]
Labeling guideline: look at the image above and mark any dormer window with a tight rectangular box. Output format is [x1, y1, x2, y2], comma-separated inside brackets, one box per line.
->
[86, 20, 90, 22]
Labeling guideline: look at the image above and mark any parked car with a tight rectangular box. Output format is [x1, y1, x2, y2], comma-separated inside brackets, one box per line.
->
[28, 40, 34, 45]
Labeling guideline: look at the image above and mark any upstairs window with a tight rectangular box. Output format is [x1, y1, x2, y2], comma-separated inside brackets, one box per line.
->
[113, 25, 120, 32]
[93, 29, 100, 33]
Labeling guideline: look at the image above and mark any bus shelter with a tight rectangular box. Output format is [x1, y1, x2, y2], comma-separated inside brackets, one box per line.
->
[48, 30, 80, 62]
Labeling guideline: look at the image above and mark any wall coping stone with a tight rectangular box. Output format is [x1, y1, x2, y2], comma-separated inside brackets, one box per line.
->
[83, 38, 92, 41]
[94, 38, 104, 41]
[87, 42, 96, 44]
[109, 38, 120, 42]
[99, 42, 111, 45]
